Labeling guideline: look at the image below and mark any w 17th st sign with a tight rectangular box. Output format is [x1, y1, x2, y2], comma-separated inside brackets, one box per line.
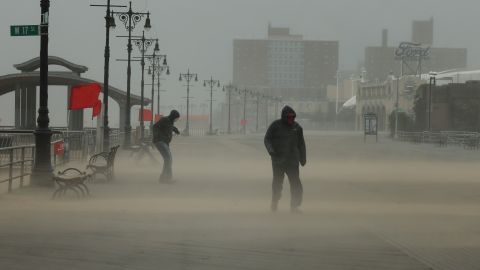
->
[10, 25, 40, 36]
[395, 42, 430, 61]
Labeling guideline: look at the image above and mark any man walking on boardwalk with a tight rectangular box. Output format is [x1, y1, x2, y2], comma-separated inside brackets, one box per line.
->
[152, 110, 181, 182]
[264, 106, 306, 213]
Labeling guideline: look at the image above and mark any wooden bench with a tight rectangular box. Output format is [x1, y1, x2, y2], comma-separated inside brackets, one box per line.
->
[52, 168, 90, 199]
[86, 145, 120, 182]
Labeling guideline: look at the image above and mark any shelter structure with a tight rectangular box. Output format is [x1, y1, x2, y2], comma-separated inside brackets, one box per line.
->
[0, 56, 149, 130]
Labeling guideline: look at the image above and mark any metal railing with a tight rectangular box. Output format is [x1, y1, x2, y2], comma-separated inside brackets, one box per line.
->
[397, 131, 480, 150]
[0, 129, 100, 194]
[0, 144, 35, 193]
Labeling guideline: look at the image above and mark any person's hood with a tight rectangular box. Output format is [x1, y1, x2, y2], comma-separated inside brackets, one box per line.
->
[281, 105, 296, 122]
[168, 110, 180, 121]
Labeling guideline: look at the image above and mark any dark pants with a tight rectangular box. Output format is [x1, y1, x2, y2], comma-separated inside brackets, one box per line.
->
[272, 162, 303, 208]
[154, 141, 173, 180]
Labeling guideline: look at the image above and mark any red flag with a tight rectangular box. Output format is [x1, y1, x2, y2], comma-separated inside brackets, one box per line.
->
[54, 141, 64, 156]
[139, 109, 153, 121]
[155, 114, 162, 122]
[92, 100, 102, 119]
[69, 83, 102, 110]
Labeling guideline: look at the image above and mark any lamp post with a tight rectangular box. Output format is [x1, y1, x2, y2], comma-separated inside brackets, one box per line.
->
[265, 96, 272, 128]
[132, 31, 156, 141]
[394, 76, 400, 138]
[179, 69, 198, 136]
[144, 44, 167, 129]
[274, 96, 282, 118]
[32, 0, 52, 186]
[203, 76, 220, 135]
[428, 72, 437, 131]
[238, 88, 249, 135]
[335, 70, 340, 115]
[255, 93, 261, 133]
[113, 1, 151, 148]
[155, 65, 169, 116]
[91, 1, 126, 151]
[222, 83, 235, 134]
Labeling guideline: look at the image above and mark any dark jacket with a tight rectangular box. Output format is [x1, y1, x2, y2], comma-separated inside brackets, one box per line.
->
[264, 106, 306, 166]
[152, 111, 180, 145]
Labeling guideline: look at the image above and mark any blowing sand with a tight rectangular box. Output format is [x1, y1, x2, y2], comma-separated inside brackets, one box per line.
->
[1, 132, 479, 270]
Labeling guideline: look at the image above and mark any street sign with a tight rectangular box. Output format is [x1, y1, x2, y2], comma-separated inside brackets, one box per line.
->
[10, 25, 40, 37]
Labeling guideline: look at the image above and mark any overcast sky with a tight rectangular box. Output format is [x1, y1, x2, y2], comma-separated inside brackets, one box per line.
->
[1, 0, 479, 127]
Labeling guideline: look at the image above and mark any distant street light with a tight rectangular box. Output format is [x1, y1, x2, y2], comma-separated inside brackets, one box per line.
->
[254, 92, 262, 133]
[203, 76, 221, 135]
[428, 71, 437, 131]
[133, 31, 157, 141]
[236, 88, 250, 135]
[145, 46, 168, 129]
[155, 65, 169, 116]
[222, 83, 236, 134]
[179, 69, 198, 136]
[395, 76, 400, 138]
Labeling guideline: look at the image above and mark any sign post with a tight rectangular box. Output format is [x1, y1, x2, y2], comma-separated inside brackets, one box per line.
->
[10, 25, 40, 36]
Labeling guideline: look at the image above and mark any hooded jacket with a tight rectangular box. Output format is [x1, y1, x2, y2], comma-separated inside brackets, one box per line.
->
[264, 106, 306, 166]
[152, 110, 180, 144]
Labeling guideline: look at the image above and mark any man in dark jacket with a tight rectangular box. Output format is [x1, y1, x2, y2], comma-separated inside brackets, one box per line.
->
[264, 106, 306, 212]
[153, 110, 181, 182]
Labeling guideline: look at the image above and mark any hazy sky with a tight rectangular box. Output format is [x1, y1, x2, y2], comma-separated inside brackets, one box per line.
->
[1, 0, 479, 127]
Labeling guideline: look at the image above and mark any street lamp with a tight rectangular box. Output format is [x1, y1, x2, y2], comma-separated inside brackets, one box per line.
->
[394, 76, 400, 138]
[91, 0, 126, 151]
[144, 41, 167, 129]
[222, 83, 235, 134]
[179, 69, 198, 136]
[113, 1, 151, 148]
[336, 70, 341, 115]
[155, 64, 170, 116]
[273, 96, 282, 118]
[254, 92, 261, 133]
[132, 31, 156, 141]
[237, 88, 249, 135]
[203, 76, 220, 135]
[428, 71, 437, 131]
[264, 95, 271, 129]
[31, 0, 53, 186]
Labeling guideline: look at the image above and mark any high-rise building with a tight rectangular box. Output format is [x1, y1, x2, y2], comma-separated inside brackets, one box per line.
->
[233, 24, 339, 101]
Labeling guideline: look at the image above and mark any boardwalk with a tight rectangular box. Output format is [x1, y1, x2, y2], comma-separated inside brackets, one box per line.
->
[1, 132, 480, 270]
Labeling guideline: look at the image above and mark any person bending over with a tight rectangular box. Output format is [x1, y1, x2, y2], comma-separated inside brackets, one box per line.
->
[152, 110, 180, 182]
